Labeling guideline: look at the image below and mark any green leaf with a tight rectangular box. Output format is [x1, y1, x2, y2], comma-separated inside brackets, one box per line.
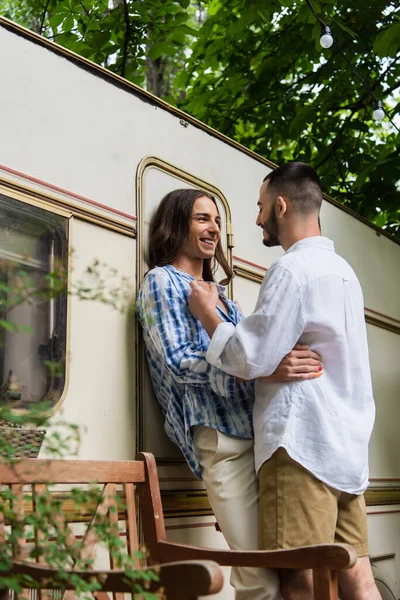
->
[174, 24, 199, 36]
[147, 41, 176, 60]
[56, 31, 79, 45]
[289, 106, 315, 137]
[373, 211, 388, 228]
[171, 31, 186, 46]
[0, 319, 17, 332]
[373, 23, 400, 57]
[19, 324, 33, 334]
[334, 20, 358, 39]
[348, 119, 370, 133]
[89, 30, 111, 50]
[48, 12, 66, 29]
[63, 14, 75, 31]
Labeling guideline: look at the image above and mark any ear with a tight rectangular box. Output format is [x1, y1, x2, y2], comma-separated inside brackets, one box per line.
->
[276, 195, 287, 218]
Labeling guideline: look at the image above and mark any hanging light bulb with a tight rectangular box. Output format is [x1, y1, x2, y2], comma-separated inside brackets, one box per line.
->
[373, 100, 385, 123]
[320, 25, 333, 49]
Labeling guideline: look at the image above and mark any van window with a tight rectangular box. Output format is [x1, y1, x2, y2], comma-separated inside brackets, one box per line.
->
[0, 194, 68, 409]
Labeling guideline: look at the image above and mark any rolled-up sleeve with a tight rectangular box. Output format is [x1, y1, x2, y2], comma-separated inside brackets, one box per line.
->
[206, 265, 305, 379]
[137, 271, 237, 398]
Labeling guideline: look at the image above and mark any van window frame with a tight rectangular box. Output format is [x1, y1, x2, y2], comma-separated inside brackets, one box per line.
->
[0, 187, 70, 414]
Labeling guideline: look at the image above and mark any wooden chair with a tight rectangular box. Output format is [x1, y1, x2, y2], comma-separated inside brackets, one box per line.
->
[0, 457, 223, 599]
[137, 452, 358, 600]
[0, 453, 357, 600]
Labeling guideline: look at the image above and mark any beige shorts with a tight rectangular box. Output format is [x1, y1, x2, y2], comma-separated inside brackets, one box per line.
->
[259, 447, 368, 557]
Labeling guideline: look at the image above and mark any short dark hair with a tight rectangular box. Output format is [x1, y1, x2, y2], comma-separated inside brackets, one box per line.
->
[264, 161, 323, 214]
[148, 188, 233, 284]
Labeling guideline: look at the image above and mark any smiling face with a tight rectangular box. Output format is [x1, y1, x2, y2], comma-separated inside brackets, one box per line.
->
[256, 180, 281, 247]
[178, 196, 221, 262]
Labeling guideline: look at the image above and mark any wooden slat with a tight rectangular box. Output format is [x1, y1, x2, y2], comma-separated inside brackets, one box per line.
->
[11, 484, 29, 600]
[0, 487, 8, 600]
[32, 484, 50, 600]
[313, 568, 338, 600]
[30, 482, 111, 600]
[33, 484, 48, 564]
[10, 559, 224, 597]
[107, 484, 120, 567]
[124, 483, 140, 567]
[11, 484, 27, 561]
[1, 489, 135, 524]
[32, 482, 81, 564]
[33, 483, 81, 600]
[0, 493, 5, 546]
[0, 460, 145, 484]
[64, 484, 111, 600]
[106, 484, 124, 600]
[49, 503, 82, 564]
[80, 484, 110, 562]
[158, 540, 357, 570]
[136, 452, 167, 564]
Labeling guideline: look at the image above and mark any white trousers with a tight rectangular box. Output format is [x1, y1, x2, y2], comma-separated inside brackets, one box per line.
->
[192, 426, 281, 600]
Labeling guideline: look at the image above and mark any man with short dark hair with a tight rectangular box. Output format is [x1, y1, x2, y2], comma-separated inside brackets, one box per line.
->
[189, 162, 381, 600]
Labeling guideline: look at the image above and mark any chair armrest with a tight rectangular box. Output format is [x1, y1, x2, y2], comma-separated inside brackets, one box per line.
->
[10, 559, 223, 597]
[158, 540, 357, 570]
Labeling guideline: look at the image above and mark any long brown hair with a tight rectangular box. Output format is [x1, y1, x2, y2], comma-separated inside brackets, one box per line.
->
[148, 188, 234, 284]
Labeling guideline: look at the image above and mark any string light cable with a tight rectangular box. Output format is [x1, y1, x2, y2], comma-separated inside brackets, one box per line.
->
[304, 0, 400, 133]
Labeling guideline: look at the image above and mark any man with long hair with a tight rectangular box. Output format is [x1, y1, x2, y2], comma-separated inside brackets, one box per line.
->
[189, 164, 380, 600]
[136, 188, 322, 600]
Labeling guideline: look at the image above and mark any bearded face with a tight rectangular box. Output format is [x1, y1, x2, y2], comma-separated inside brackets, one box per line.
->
[261, 203, 280, 247]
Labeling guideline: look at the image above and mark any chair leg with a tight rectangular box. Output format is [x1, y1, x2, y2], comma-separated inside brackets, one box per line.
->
[313, 569, 338, 600]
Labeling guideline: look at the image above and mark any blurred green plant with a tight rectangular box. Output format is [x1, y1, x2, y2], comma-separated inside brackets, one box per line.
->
[0, 402, 160, 598]
[0, 256, 159, 598]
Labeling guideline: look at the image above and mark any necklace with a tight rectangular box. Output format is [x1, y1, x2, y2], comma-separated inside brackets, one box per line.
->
[173, 266, 204, 281]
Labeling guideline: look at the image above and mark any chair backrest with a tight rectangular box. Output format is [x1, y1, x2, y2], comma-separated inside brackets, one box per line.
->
[0, 455, 167, 596]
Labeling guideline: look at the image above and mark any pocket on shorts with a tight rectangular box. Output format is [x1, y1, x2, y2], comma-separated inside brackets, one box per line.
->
[192, 426, 220, 470]
[215, 430, 254, 463]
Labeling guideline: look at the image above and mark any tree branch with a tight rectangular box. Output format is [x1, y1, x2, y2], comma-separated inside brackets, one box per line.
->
[334, 152, 352, 197]
[313, 108, 358, 170]
[79, 0, 91, 19]
[121, 0, 131, 78]
[39, 0, 51, 35]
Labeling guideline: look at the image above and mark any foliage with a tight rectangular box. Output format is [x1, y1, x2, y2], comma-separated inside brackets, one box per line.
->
[74, 258, 135, 314]
[0, 406, 160, 599]
[0, 0, 198, 98]
[0, 259, 157, 597]
[178, 0, 400, 238]
[1, 0, 399, 237]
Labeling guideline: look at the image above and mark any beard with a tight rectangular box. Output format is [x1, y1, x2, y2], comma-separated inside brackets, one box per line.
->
[262, 208, 280, 247]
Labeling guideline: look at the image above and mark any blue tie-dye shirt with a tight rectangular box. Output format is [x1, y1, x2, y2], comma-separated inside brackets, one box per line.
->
[136, 265, 254, 478]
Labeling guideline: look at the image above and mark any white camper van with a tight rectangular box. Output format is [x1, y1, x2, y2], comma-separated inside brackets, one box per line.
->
[0, 17, 399, 599]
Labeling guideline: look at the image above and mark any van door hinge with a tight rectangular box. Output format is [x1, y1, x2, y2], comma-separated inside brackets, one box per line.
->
[226, 222, 234, 248]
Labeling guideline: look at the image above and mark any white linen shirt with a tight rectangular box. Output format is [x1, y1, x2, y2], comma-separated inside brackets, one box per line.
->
[206, 236, 375, 494]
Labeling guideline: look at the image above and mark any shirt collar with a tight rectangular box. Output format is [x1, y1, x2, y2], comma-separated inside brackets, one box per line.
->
[285, 236, 335, 255]
[166, 265, 226, 293]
